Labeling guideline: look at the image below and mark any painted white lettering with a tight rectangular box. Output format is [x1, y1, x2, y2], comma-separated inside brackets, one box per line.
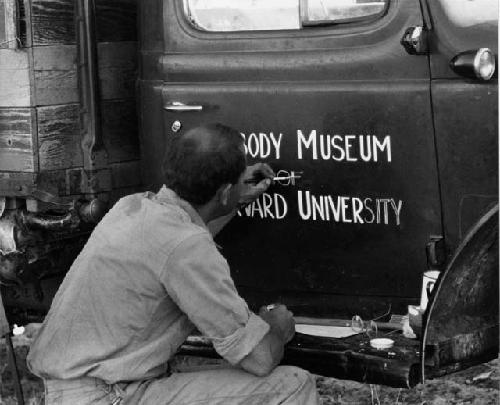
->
[274, 193, 288, 219]
[259, 133, 271, 159]
[331, 135, 345, 161]
[359, 135, 372, 162]
[262, 193, 274, 219]
[320, 135, 331, 160]
[379, 198, 391, 224]
[240, 132, 283, 159]
[240, 133, 248, 155]
[298, 190, 311, 220]
[352, 197, 364, 224]
[298, 192, 402, 226]
[373, 135, 392, 162]
[296, 131, 391, 163]
[340, 196, 352, 223]
[297, 130, 317, 160]
[390, 199, 403, 226]
[247, 133, 259, 158]
[239, 193, 288, 220]
[345, 135, 358, 162]
[327, 196, 341, 222]
[312, 194, 325, 221]
[251, 197, 264, 218]
[363, 198, 375, 224]
[270, 133, 283, 160]
[244, 204, 252, 216]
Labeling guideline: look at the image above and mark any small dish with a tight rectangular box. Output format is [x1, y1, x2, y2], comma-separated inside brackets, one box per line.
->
[370, 338, 394, 350]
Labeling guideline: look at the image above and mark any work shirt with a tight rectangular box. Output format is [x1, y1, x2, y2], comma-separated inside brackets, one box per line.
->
[27, 187, 270, 384]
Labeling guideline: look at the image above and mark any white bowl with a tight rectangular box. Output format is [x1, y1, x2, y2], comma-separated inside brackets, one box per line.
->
[370, 338, 394, 350]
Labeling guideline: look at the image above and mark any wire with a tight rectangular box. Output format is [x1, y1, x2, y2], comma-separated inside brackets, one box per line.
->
[0, 37, 21, 47]
[372, 304, 392, 321]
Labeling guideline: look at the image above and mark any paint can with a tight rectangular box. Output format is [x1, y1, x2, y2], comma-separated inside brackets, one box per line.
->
[420, 270, 440, 311]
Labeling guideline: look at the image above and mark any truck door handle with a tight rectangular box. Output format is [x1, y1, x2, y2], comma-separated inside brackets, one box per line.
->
[164, 102, 203, 112]
[401, 26, 427, 55]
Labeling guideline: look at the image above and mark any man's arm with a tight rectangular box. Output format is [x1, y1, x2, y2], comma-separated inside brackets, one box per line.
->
[239, 305, 295, 376]
[161, 233, 275, 370]
[208, 163, 274, 236]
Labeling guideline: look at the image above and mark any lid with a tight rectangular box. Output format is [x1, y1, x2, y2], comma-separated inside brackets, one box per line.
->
[370, 338, 395, 350]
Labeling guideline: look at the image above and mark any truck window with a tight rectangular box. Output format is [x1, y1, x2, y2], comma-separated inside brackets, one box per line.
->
[184, 0, 387, 32]
[438, 0, 498, 27]
[303, 0, 386, 25]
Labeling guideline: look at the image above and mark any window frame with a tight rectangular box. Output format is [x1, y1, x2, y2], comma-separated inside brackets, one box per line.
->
[181, 0, 390, 34]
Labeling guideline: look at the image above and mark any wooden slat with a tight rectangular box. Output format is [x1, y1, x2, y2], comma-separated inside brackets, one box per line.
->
[34, 69, 78, 105]
[98, 41, 137, 100]
[0, 108, 32, 134]
[96, 0, 137, 42]
[0, 0, 18, 49]
[33, 45, 77, 105]
[102, 99, 139, 163]
[31, 0, 75, 46]
[33, 44, 76, 70]
[0, 48, 28, 69]
[0, 108, 35, 172]
[31, 0, 137, 45]
[37, 103, 82, 171]
[0, 171, 36, 195]
[0, 49, 30, 107]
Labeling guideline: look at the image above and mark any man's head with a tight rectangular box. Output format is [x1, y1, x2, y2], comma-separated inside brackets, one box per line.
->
[163, 123, 247, 212]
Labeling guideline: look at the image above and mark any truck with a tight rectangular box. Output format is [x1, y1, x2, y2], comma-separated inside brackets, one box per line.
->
[0, 0, 498, 389]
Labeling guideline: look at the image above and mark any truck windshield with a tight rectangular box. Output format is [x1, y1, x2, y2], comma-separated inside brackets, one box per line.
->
[438, 0, 498, 27]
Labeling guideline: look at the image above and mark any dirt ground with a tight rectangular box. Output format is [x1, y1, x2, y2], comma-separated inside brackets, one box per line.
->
[1, 331, 498, 405]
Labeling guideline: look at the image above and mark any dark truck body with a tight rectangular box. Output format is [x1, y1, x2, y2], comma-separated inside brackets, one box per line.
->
[0, 0, 497, 387]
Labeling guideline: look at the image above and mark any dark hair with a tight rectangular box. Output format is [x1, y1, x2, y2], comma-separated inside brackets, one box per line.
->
[162, 123, 246, 205]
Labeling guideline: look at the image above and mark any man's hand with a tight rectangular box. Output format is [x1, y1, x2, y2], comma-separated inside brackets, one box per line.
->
[259, 304, 295, 344]
[239, 163, 275, 206]
[238, 304, 294, 376]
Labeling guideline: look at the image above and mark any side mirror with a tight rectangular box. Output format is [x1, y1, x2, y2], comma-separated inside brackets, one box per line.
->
[450, 48, 496, 81]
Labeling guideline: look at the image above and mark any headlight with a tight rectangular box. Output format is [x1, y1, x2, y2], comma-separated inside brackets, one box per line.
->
[450, 48, 496, 81]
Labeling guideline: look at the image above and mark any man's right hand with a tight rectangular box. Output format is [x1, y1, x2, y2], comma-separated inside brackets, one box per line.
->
[239, 304, 294, 376]
[259, 304, 295, 344]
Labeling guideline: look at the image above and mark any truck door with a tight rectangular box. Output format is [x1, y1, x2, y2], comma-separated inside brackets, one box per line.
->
[140, 0, 443, 318]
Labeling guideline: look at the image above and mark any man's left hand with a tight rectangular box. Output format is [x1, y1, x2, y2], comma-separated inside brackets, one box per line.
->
[239, 163, 275, 205]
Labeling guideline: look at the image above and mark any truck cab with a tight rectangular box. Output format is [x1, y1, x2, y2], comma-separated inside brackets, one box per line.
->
[0, 0, 498, 388]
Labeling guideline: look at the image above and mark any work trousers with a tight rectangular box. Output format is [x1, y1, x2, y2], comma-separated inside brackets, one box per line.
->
[43, 360, 320, 405]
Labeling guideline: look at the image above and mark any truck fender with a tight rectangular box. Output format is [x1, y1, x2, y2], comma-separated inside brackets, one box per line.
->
[421, 204, 498, 381]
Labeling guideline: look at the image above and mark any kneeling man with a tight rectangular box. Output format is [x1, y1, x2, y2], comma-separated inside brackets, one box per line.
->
[28, 123, 319, 404]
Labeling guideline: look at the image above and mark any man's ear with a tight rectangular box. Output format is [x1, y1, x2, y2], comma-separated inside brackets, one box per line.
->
[217, 184, 232, 206]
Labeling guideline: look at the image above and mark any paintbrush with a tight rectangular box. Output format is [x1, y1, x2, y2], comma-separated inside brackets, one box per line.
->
[244, 174, 302, 184]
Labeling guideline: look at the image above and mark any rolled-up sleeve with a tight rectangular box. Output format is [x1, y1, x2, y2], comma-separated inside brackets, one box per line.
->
[160, 232, 270, 365]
